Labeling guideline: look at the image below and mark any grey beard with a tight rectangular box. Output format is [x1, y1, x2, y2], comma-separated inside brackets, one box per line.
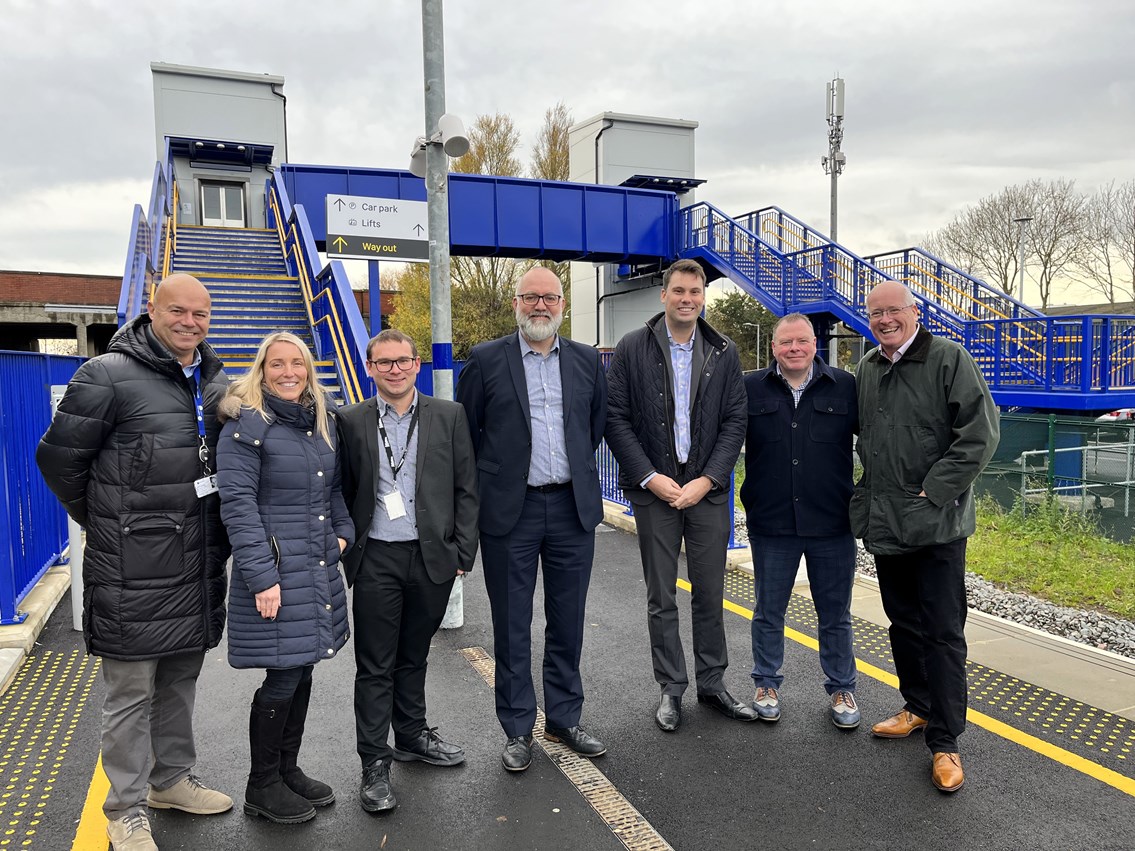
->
[516, 310, 562, 343]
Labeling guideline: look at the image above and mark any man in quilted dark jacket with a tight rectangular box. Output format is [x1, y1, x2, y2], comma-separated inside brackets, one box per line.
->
[37, 273, 232, 850]
[605, 259, 756, 733]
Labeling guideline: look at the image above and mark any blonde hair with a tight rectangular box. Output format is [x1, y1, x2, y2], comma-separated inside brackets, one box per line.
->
[226, 332, 332, 446]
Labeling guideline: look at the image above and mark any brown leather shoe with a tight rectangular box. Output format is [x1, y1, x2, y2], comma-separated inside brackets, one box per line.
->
[932, 752, 964, 792]
[871, 710, 928, 738]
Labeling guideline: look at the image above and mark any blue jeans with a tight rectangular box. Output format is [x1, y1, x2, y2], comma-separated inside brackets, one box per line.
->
[749, 532, 856, 694]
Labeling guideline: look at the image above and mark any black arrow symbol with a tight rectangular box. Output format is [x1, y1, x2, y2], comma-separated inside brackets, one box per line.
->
[333, 198, 346, 210]
[413, 224, 424, 236]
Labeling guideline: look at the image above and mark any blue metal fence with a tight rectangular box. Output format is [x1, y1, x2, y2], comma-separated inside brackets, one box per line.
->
[0, 352, 83, 624]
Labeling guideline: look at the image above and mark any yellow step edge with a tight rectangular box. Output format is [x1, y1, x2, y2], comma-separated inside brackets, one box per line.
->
[176, 225, 276, 232]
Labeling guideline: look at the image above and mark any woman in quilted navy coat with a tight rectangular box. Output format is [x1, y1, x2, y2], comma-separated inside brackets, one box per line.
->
[217, 331, 353, 825]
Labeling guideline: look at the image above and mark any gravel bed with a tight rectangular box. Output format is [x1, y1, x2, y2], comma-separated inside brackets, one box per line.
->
[732, 515, 1135, 660]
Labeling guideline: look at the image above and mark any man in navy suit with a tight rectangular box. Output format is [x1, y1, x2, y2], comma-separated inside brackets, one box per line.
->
[456, 267, 608, 773]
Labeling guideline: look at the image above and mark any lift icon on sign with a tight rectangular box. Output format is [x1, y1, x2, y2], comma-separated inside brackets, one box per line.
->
[325, 195, 428, 263]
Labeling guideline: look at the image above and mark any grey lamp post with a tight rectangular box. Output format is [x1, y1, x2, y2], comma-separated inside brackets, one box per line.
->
[1013, 216, 1032, 306]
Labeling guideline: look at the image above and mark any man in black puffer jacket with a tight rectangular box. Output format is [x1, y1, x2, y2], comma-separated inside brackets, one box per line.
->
[605, 259, 756, 734]
[37, 273, 233, 850]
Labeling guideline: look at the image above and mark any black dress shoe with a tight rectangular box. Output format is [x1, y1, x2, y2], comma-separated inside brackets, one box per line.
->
[543, 725, 607, 757]
[359, 760, 397, 813]
[392, 727, 466, 767]
[697, 689, 759, 722]
[502, 735, 534, 772]
[655, 695, 681, 732]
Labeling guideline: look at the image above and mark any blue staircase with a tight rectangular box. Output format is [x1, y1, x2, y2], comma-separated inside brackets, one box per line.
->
[678, 203, 1135, 411]
[169, 226, 344, 404]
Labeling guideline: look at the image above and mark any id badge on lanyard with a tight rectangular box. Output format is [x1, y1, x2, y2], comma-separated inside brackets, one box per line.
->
[190, 365, 218, 498]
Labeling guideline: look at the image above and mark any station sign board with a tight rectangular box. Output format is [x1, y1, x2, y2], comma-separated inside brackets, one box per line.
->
[325, 195, 428, 263]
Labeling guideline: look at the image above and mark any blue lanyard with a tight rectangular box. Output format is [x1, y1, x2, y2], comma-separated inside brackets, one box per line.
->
[192, 366, 211, 474]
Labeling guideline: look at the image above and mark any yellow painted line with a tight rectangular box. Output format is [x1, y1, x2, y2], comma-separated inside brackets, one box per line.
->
[72, 756, 109, 850]
[680, 576, 1135, 799]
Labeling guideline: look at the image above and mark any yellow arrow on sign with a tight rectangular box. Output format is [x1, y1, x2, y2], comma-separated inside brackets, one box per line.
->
[332, 236, 348, 252]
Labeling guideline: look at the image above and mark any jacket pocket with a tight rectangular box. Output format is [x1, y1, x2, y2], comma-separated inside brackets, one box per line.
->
[121, 511, 186, 581]
[748, 399, 782, 443]
[896, 493, 968, 549]
[126, 433, 155, 490]
[808, 398, 849, 444]
[477, 458, 500, 475]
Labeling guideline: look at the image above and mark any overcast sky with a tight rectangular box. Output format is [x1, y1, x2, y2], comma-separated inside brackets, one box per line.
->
[2, 0, 1132, 305]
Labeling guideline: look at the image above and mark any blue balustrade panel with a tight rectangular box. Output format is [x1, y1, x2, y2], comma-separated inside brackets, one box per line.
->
[278, 165, 675, 265]
[0, 352, 83, 624]
[414, 361, 465, 397]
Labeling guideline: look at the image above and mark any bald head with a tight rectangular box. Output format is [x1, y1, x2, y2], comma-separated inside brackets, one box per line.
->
[148, 274, 212, 366]
[865, 280, 919, 356]
[516, 266, 562, 296]
[866, 280, 913, 311]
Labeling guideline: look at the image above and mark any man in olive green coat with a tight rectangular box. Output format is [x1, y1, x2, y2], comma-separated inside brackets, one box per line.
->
[851, 280, 999, 794]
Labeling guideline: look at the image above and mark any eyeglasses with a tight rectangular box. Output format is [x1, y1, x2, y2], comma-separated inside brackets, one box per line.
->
[367, 357, 417, 373]
[866, 305, 914, 321]
[517, 293, 563, 306]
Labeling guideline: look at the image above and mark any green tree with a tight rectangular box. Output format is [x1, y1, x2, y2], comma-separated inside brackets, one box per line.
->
[706, 288, 776, 371]
[528, 102, 574, 337]
[391, 107, 576, 358]
[386, 264, 432, 358]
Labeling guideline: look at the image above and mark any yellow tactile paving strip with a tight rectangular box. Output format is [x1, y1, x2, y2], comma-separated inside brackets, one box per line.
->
[724, 567, 1135, 776]
[0, 651, 98, 849]
[460, 646, 673, 851]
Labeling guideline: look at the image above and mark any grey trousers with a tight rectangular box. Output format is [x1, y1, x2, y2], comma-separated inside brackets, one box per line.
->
[99, 651, 204, 818]
[632, 494, 731, 696]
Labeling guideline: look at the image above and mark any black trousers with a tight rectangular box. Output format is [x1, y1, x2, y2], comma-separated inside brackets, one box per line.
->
[353, 539, 455, 766]
[875, 538, 968, 753]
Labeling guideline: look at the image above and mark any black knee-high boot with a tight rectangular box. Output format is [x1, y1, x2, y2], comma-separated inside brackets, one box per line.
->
[279, 676, 335, 806]
[244, 690, 317, 824]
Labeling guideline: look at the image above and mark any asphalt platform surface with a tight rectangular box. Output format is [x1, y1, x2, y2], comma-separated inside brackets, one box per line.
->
[20, 523, 1135, 850]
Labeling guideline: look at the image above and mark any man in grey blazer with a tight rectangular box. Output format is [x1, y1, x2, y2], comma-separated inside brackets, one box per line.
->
[338, 329, 479, 814]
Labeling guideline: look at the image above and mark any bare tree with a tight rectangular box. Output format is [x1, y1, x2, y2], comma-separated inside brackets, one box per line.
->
[1075, 181, 1126, 304]
[923, 181, 1088, 307]
[925, 185, 1030, 298]
[1077, 179, 1135, 305]
[1026, 178, 1085, 309]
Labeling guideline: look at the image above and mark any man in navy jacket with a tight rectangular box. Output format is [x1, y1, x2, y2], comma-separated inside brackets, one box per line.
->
[456, 267, 608, 773]
[740, 313, 861, 729]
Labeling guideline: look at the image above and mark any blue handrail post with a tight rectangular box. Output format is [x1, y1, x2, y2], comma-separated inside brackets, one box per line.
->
[1086, 316, 1098, 393]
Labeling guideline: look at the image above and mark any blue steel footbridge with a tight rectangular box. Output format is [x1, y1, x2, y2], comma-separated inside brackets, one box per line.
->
[118, 152, 1135, 414]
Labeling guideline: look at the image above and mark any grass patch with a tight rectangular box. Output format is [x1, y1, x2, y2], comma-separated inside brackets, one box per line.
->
[733, 458, 1135, 621]
[967, 496, 1135, 621]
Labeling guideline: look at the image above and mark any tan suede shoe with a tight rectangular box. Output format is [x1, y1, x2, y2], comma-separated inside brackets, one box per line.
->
[932, 752, 964, 792]
[870, 709, 928, 738]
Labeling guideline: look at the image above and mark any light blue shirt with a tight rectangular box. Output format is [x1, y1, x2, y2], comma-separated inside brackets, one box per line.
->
[667, 324, 694, 464]
[519, 332, 571, 486]
[368, 391, 419, 542]
[181, 349, 202, 379]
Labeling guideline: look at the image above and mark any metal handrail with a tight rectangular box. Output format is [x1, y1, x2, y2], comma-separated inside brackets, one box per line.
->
[267, 183, 366, 405]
